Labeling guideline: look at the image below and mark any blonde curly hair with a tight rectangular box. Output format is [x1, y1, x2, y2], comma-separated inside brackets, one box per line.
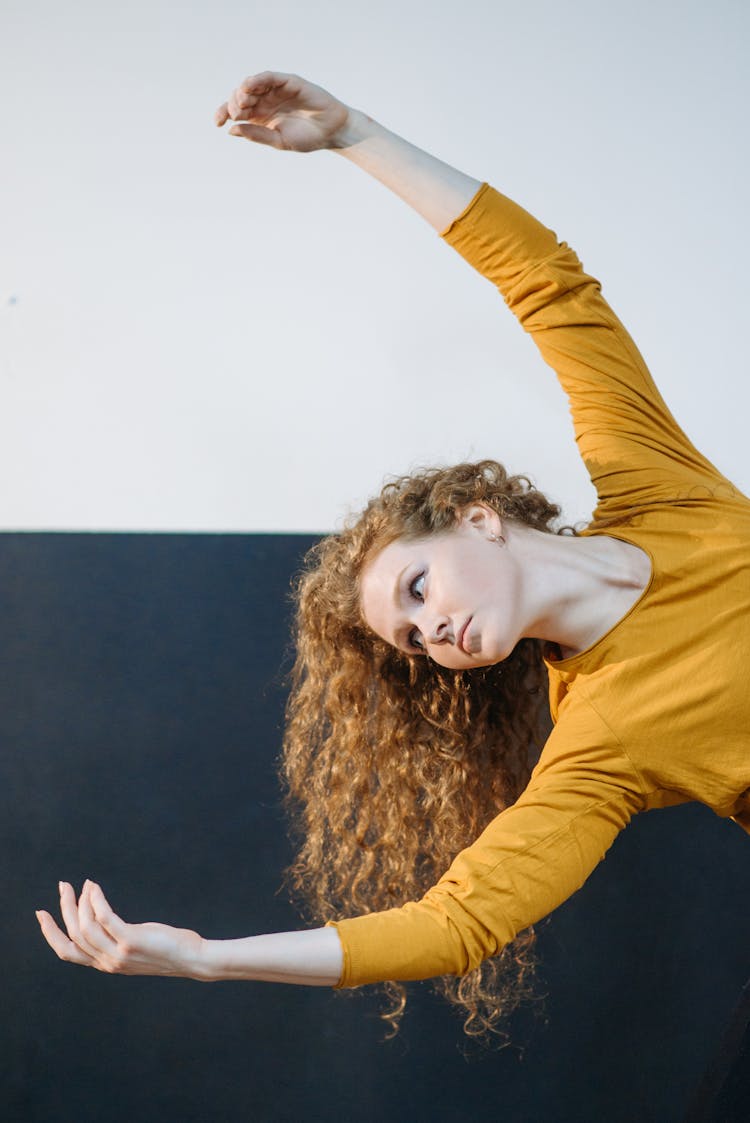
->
[281, 460, 564, 1040]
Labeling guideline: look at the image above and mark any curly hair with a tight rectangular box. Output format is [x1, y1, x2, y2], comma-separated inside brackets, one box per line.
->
[281, 460, 565, 1041]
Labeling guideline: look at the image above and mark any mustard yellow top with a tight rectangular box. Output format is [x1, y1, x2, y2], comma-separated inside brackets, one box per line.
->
[330, 183, 750, 988]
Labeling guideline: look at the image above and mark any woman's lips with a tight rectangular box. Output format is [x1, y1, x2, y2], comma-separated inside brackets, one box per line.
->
[458, 617, 473, 654]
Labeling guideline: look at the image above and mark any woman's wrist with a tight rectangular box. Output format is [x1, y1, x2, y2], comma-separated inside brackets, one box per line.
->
[329, 106, 382, 150]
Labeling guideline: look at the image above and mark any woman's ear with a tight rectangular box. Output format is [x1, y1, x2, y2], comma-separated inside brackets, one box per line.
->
[457, 502, 503, 540]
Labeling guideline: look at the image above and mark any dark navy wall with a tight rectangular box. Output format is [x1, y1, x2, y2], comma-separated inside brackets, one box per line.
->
[2, 533, 748, 1122]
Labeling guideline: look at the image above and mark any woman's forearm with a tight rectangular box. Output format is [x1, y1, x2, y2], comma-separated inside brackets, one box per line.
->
[332, 109, 482, 233]
[216, 73, 481, 233]
[199, 925, 344, 986]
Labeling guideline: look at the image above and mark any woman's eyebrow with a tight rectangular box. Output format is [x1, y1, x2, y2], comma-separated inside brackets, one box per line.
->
[392, 567, 415, 651]
[394, 565, 409, 607]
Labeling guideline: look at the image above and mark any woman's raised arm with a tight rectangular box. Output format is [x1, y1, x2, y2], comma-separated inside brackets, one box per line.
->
[214, 71, 482, 232]
[218, 72, 725, 519]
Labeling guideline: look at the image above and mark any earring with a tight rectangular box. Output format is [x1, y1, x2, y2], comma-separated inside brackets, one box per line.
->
[488, 533, 506, 545]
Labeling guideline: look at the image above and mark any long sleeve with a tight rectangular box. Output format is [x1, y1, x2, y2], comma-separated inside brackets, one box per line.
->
[330, 695, 646, 987]
[441, 184, 727, 521]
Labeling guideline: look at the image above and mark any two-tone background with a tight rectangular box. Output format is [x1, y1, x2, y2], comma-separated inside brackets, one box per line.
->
[2, 1, 749, 1119]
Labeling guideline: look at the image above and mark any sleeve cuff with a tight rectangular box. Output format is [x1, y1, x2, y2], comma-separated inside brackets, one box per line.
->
[324, 919, 351, 989]
[439, 181, 491, 239]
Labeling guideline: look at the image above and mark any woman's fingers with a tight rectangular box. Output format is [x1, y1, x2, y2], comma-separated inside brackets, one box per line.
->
[57, 880, 123, 962]
[215, 94, 270, 128]
[36, 909, 96, 967]
[58, 880, 101, 958]
[78, 881, 119, 953]
[239, 71, 299, 99]
[88, 882, 130, 943]
[214, 75, 271, 125]
[214, 72, 303, 127]
[227, 90, 256, 121]
[37, 881, 134, 973]
[227, 123, 284, 148]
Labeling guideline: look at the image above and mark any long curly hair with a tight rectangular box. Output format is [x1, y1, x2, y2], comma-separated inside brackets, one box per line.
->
[281, 460, 565, 1041]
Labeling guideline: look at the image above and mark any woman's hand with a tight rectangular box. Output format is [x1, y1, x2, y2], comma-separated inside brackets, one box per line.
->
[35, 880, 208, 980]
[214, 71, 352, 152]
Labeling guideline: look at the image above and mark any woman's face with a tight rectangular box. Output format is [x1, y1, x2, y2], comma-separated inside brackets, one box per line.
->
[359, 507, 521, 670]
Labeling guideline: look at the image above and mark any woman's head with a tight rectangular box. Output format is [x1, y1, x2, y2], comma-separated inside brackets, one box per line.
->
[360, 505, 521, 670]
[296, 459, 563, 670]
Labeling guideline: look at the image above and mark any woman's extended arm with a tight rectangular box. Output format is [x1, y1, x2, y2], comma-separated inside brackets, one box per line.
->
[38, 684, 645, 990]
[217, 71, 724, 517]
[36, 880, 343, 986]
[214, 71, 481, 232]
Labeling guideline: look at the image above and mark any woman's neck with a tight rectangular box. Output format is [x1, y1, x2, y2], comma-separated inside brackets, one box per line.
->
[508, 526, 651, 659]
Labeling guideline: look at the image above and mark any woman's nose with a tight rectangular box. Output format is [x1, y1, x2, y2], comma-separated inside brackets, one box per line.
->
[426, 617, 453, 645]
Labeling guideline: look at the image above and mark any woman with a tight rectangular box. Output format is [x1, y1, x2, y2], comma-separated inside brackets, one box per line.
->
[36, 72, 750, 1039]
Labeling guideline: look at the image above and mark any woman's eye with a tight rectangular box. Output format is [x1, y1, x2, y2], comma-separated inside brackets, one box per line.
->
[410, 573, 425, 601]
[409, 629, 425, 652]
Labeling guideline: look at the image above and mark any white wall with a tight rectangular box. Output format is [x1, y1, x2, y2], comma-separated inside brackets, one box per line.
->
[2, 0, 747, 531]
